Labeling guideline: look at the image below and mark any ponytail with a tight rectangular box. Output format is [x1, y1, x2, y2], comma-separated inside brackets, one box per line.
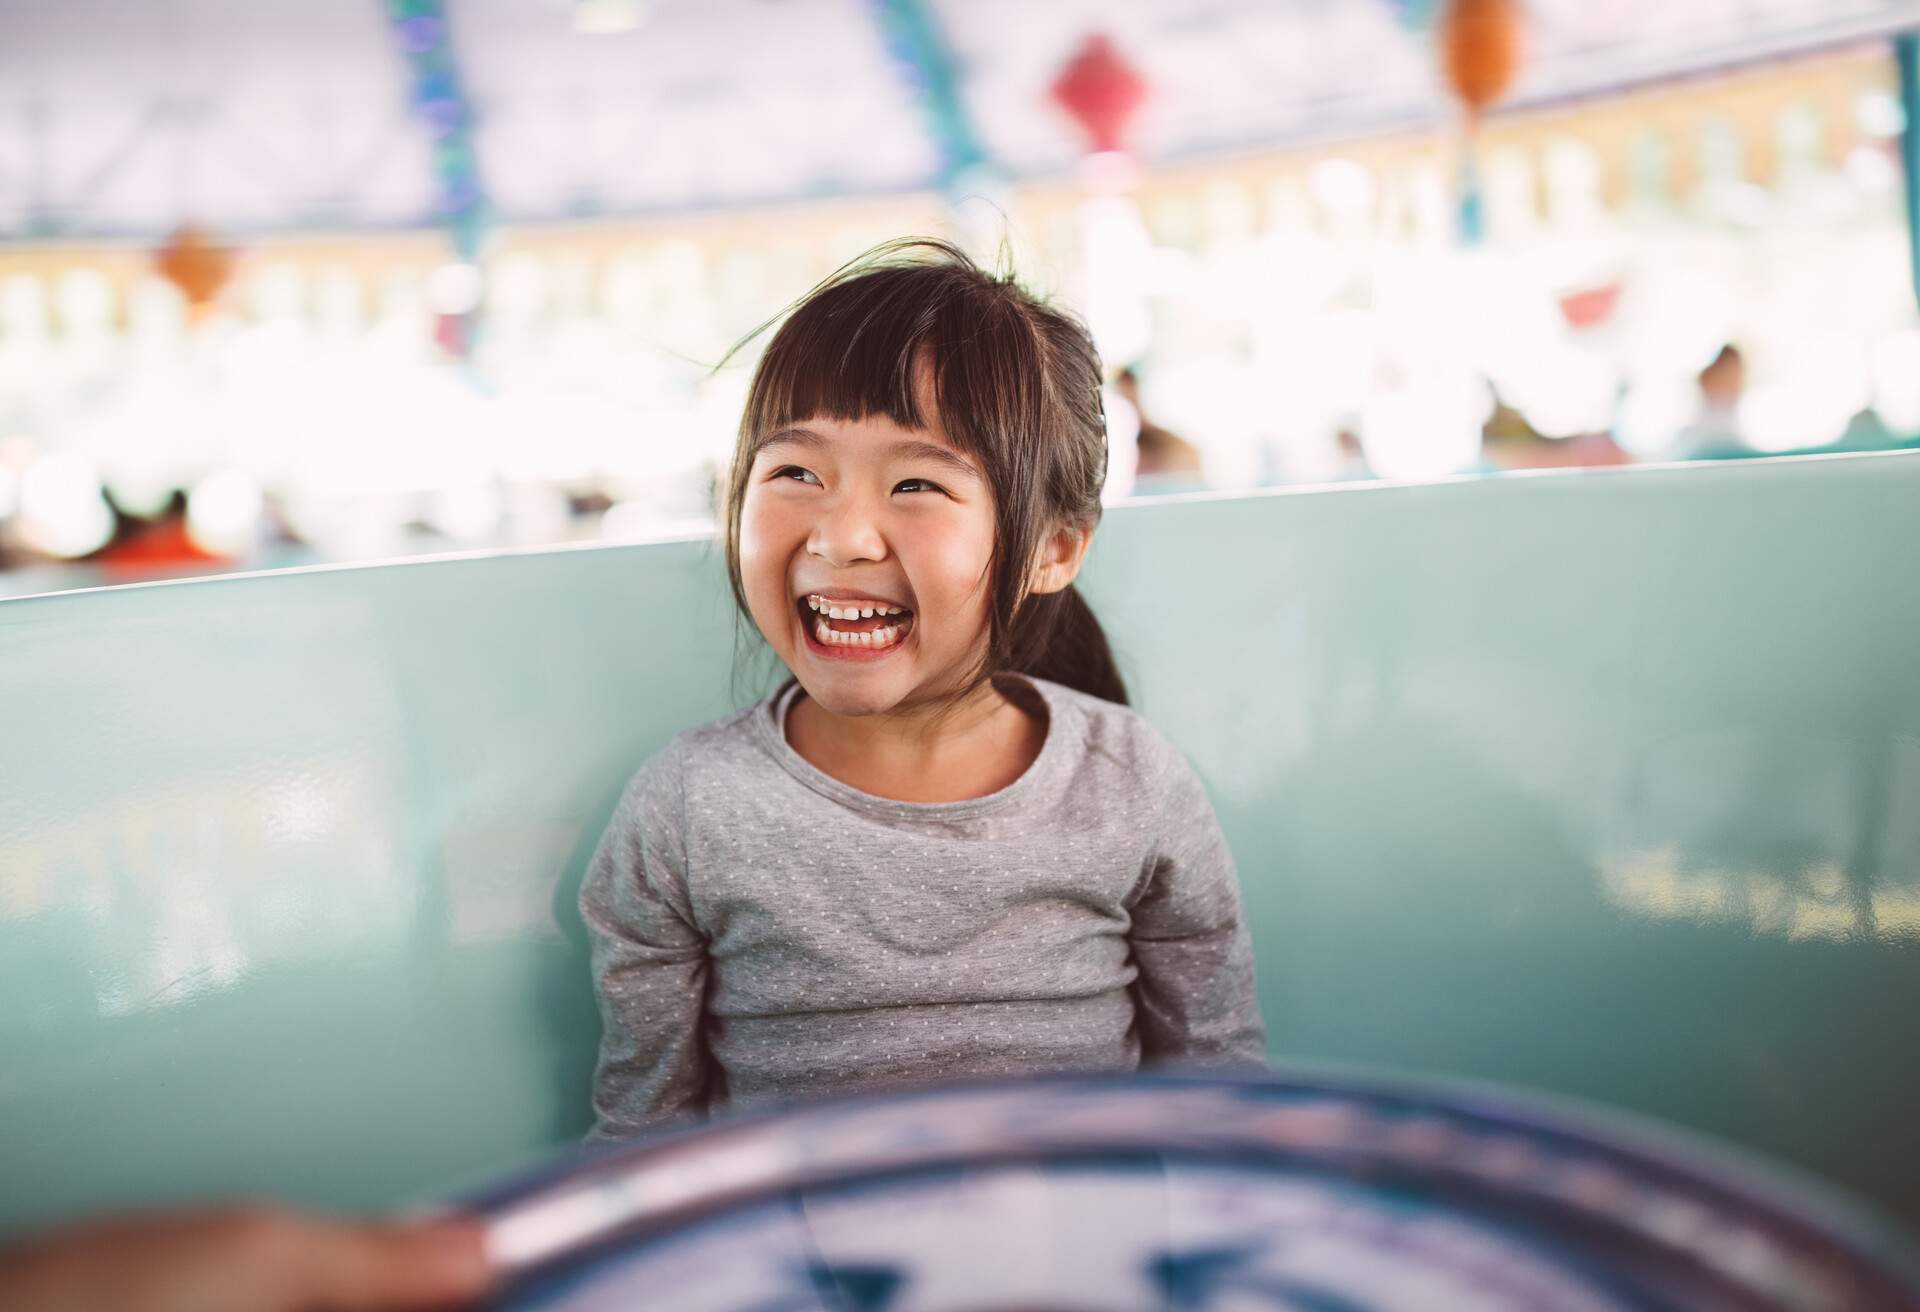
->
[1007, 584, 1128, 706]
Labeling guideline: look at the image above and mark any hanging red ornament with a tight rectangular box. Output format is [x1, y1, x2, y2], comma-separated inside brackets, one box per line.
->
[1557, 281, 1621, 331]
[1439, 0, 1523, 123]
[1050, 33, 1147, 155]
[154, 226, 234, 310]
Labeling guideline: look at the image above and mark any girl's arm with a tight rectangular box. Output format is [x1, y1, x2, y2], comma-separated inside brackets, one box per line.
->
[1127, 752, 1269, 1068]
[578, 757, 715, 1142]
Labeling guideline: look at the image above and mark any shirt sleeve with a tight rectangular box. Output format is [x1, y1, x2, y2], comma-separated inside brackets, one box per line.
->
[578, 748, 716, 1143]
[1126, 744, 1269, 1069]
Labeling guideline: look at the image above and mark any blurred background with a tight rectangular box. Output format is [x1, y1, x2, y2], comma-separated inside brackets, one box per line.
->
[0, 0, 1917, 596]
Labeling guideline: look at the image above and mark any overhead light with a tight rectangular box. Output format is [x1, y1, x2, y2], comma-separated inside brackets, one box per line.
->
[573, 0, 645, 35]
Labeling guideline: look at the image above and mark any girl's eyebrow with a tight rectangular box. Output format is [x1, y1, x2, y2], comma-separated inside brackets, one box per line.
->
[760, 426, 835, 456]
[892, 439, 982, 482]
[762, 427, 981, 481]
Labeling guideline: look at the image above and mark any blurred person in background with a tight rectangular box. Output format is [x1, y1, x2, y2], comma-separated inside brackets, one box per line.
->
[1478, 386, 1631, 472]
[89, 490, 228, 582]
[1673, 344, 1750, 460]
[1331, 425, 1374, 482]
[0, 1204, 494, 1312]
[1113, 367, 1205, 496]
[1479, 385, 1545, 471]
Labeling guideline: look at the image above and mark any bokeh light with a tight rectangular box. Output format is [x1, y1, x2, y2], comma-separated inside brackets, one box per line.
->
[18, 454, 114, 559]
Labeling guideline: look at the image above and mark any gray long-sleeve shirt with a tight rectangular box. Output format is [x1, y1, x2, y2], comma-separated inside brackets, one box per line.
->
[579, 673, 1266, 1142]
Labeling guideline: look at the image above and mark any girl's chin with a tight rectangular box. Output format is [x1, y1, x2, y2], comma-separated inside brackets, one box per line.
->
[791, 664, 931, 717]
[788, 633, 928, 713]
[796, 686, 899, 719]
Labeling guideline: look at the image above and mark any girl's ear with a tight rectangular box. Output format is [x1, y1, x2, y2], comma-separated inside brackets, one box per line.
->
[1028, 521, 1094, 596]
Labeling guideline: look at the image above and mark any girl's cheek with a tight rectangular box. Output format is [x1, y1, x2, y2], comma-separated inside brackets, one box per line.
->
[738, 493, 791, 566]
[736, 504, 794, 636]
[913, 530, 998, 660]
[915, 521, 996, 609]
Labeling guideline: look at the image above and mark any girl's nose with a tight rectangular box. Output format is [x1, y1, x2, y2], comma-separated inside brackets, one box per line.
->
[806, 495, 888, 567]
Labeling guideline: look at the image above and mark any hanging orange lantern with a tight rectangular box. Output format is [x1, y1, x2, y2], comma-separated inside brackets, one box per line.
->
[154, 225, 234, 311]
[1439, 0, 1523, 124]
[1437, 0, 1524, 244]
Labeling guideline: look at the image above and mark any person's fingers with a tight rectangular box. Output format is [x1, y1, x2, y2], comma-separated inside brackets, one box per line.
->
[0, 1205, 311, 1312]
[0, 1204, 496, 1312]
[264, 1214, 496, 1312]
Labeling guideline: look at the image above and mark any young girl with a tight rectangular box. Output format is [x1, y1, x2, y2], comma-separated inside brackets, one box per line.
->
[580, 240, 1265, 1141]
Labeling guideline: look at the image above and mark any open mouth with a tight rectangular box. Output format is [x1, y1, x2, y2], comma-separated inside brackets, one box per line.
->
[796, 594, 915, 654]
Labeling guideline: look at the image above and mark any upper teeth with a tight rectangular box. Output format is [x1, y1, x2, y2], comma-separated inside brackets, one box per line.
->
[807, 595, 909, 620]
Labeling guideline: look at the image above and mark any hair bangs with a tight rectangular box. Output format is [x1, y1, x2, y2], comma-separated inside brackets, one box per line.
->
[741, 256, 1056, 471]
[742, 269, 940, 454]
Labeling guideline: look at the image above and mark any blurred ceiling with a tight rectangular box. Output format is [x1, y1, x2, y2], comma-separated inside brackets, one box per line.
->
[0, 0, 1915, 240]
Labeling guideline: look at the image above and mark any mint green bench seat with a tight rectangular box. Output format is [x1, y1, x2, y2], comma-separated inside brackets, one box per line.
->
[2, 450, 1916, 1237]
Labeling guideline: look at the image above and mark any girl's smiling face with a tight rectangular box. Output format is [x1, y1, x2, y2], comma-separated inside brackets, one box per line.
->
[738, 403, 997, 720]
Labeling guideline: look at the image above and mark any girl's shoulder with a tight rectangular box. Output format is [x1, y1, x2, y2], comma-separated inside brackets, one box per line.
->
[610, 698, 773, 815]
[1026, 676, 1198, 788]
[1030, 680, 1223, 841]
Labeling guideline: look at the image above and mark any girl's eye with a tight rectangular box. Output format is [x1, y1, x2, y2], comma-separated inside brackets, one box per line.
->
[894, 478, 946, 496]
[772, 466, 820, 485]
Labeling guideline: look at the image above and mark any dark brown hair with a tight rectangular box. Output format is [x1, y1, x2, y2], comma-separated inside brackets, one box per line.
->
[720, 237, 1127, 706]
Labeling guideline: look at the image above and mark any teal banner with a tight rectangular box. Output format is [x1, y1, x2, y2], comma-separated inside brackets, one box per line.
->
[1899, 33, 1919, 314]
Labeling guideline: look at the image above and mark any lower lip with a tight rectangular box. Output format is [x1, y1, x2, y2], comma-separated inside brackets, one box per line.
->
[799, 610, 913, 663]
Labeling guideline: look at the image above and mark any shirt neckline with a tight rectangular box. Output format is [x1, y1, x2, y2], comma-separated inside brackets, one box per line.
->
[752, 673, 1071, 821]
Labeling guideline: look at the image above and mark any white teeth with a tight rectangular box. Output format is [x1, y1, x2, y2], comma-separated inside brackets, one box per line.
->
[811, 616, 904, 650]
[804, 594, 909, 617]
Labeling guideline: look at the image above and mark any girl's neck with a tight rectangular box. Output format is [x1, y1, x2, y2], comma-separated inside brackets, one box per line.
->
[784, 677, 1047, 804]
